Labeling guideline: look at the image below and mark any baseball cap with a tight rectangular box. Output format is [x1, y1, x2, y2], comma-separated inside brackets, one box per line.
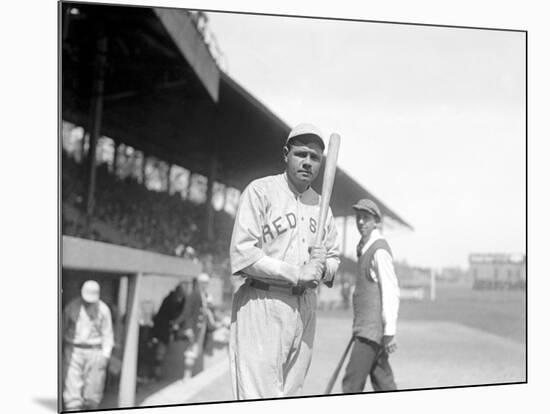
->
[286, 123, 325, 151]
[352, 199, 382, 220]
[81, 280, 100, 303]
[197, 273, 210, 283]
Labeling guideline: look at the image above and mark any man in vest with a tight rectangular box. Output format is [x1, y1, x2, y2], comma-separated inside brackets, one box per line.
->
[342, 199, 400, 393]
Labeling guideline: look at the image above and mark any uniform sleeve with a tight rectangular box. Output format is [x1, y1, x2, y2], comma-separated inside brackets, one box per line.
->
[230, 182, 304, 284]
[243, 256, 300, 285]
[229, 183, 267, 275]
[321, 208, 341, 286]
[374, 250, 400, 336]
[100, 303, 114, 359]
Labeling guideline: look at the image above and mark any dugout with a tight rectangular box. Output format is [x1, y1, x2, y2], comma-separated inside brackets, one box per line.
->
[61, 236, 202, 409]
[60, 2, 412, 408]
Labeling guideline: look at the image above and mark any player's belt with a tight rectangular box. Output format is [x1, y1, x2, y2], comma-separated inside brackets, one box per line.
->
[64, 342, 102, 349]
[248, 278, 306, 296]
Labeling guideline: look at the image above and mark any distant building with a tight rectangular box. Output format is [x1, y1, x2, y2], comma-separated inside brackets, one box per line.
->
[394, 261, 431, 288]
[394, 261, 432, 300]
[438, 266, 471, 285]
[469, 253, 526, 290]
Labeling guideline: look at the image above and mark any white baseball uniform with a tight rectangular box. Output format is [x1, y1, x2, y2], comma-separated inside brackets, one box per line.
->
[229, 172, 340, 399]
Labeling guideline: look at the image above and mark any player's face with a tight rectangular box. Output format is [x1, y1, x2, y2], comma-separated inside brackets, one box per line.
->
[284, 140, 323, 192]
[356, 211, 377, 237]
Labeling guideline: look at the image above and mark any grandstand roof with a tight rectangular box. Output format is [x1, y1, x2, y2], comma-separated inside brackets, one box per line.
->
[61, 2, 412, 229]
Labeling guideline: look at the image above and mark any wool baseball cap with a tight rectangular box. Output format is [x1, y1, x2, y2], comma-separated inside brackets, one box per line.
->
[352, 199, 382, 220]
[286, 123, 325, 151]
[81, 280, 100, 303]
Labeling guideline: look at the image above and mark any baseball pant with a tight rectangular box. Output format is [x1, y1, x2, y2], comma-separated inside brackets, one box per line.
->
[62, 346, 107, 410]
[341, 336, 396, 393]
[229, 282, 317, 400]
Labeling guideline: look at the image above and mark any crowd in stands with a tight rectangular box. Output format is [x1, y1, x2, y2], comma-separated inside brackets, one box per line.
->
[62, 150, 234, 268]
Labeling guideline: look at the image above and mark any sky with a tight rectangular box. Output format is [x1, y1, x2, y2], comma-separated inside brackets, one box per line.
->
[206, 12, 526, 269]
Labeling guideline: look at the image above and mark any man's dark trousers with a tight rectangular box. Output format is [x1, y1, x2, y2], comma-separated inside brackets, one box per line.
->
[342, 336, 397, 392]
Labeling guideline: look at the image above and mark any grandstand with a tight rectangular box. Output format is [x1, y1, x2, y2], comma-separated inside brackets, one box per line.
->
[60, 2, 412, 409]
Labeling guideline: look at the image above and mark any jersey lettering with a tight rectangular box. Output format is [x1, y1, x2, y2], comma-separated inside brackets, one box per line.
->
[285, 213, 297, 229]
[261, 212, 298, 244]
[309, 218, 317, 234]
[262, 224, 274, 243]
[272, 217, 287, 236]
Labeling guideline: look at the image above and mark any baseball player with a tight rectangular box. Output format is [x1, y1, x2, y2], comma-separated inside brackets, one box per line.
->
[342, 199, 400, 393]
[62, 280, 114, 411]
[229, 123, 341, 399]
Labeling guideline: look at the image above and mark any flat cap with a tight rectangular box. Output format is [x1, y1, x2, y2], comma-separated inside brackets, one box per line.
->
[352, 199, 382, 219]
[286, 123, 325, 151]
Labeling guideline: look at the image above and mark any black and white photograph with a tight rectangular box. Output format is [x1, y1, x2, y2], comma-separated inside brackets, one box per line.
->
[56, 0, 529, 412]
[8, 0, 550, 412]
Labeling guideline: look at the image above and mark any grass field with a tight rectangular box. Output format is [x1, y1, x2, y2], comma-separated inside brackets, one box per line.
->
[319, 282, 526, 344]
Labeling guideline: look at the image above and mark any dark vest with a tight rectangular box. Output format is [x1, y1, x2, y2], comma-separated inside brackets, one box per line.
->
[352, 238, 393, 344]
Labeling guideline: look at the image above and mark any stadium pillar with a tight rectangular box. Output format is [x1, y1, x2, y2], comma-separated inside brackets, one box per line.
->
[112, 140, 119, 176]
[85, 29, 108, 217]
[118, 272, 143, 408]
[80, 130, 88, 162]
[185, 173, 193, 199]
[115, 276, 128, 346]
[205, 152, 218, 241]
[166, 164, 172, 194]
[204, 105, 220, 241]
[342, 216, 348, 257]
[141, 153, 147, 186]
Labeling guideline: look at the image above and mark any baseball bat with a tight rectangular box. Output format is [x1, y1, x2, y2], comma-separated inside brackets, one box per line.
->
[312, 133, 340, 287]
[325, 336, 354, 394]
[314, 133, 341, 247]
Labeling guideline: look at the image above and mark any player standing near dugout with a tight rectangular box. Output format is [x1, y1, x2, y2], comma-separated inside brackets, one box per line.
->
[229, 123, 341, 399]
[62, 280, 114, 411]
[342, 199, 400, 392]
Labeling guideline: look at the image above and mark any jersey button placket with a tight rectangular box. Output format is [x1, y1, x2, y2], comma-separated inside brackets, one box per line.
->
[296, 196, 305, 266]
[298, 198, 309, 266]
[301, 214, 306, 264]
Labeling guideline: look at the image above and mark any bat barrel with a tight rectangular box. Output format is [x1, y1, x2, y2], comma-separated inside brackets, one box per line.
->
[314, 133, 341, 246]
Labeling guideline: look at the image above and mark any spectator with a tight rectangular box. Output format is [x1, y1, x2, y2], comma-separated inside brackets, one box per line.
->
[62, 150, 234, 267]
[175, 273, 220, 380]
[150, 283, 187, 379]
